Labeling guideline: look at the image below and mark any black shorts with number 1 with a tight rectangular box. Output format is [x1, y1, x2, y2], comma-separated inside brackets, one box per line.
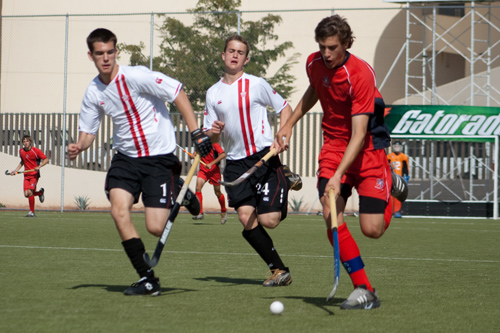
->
[105, 152, 182, 208]
[223, 147, 289, 220]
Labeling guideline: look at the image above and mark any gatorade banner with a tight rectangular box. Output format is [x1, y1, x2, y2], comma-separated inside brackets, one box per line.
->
[385, 105, 500, 140]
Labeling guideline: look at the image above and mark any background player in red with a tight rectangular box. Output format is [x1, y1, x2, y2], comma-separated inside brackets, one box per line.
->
[277, 15, 408, 309]
[9, 135, 49, 217]
[191, 141, 228, 224]
[387, 141, 410, 218]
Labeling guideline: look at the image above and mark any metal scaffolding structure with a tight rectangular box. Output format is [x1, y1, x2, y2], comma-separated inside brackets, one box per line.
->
[383, 1, 500, 106]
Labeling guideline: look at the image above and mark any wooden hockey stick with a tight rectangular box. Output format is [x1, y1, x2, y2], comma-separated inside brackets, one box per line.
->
[5, 169, 35, 175]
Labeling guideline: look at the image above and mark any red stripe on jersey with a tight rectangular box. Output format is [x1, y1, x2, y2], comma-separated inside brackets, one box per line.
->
[244, 79, 257, 154]
[238, 79, 251, 156]
[115, 75, 143, 156]
[121, 76, 150, 156]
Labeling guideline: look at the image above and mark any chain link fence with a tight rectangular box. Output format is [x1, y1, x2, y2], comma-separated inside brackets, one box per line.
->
[1, 4, 499, 214]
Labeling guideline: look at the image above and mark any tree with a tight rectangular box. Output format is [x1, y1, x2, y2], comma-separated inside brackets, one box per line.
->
[118, 0, 299, 111]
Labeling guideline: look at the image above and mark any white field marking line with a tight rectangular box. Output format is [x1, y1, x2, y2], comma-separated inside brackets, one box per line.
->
[1, 244, 499, 263]
[386, 227, 500, 232]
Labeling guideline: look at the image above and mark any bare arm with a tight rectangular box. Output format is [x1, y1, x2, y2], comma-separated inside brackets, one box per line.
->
[271, 103, 292, 154]
[276, 85, 319, 150]
[10, 162, 24, 175]
[174, 89, 199, 133]
[35, 157, 50, 171]
[205, 120, 225, 144]
[325, 114, 369, 198]
[210, 151, 226, 166]
[67, 132, 96, 160]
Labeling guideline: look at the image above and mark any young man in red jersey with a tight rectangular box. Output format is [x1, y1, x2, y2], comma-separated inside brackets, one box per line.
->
[277, 15, 408, 309]
[9, 135, 49, 217]
[191, 142, 228, 224]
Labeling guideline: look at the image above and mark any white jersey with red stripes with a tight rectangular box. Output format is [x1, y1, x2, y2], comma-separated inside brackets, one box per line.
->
[203, 73, 288, 160]
[79, 65, 182, 158]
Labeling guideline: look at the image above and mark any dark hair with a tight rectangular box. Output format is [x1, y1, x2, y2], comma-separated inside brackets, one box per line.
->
[314, 15, 355, 49]
[224, 34, 250, 57]
[86, 28, 117, 52]
[22, 135, 33, 143]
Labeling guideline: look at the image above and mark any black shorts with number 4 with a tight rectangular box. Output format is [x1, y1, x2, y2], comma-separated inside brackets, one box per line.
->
[105, 152, 182, 208]
[223, 147, 289, 220]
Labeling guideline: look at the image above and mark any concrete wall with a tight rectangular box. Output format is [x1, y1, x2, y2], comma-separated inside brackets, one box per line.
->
[2, 152, 357, 213]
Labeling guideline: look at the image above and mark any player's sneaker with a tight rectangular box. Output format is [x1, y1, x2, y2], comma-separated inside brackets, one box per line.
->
[26, 211, 36, 218]
[220, 211, 227, 225]
[39, 188, 45, 203]
[281, 165, 302, 191]
[263, 269, 292, 287]
[391, 168, 408, 202]
[394, 212, 402, 218]
[178, 178, 201, 216]
[192, 214, 204, 220]
[123, 276, 161, 296]
[340, 285, 381, 310]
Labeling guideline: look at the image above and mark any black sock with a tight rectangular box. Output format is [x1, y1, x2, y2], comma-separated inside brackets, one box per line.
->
[122, 238, 155, 279]
[242, 224, 287, 271]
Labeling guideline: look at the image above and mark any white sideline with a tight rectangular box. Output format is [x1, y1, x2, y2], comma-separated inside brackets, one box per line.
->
[1, 244, 499, 263]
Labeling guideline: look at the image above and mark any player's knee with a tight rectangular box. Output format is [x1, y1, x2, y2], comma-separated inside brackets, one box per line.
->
[359, 219, 385, 239]
[257, 213, 281, 229]
[146, 225, 163, 237]
[110, 205, 128, 222]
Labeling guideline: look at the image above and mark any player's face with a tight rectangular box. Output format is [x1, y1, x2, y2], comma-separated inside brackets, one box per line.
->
[222, 41, 249, 75]
[22, 138, 32, 150]
[88, 41, 118, 83]
[318, 35, 348, 69]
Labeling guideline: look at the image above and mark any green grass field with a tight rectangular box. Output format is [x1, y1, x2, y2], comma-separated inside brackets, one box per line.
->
[1, 211, 499, 332]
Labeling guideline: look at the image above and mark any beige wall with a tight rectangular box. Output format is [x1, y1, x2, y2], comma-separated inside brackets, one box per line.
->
[1, 1, 397, 113]
[2, 151, 357, 214]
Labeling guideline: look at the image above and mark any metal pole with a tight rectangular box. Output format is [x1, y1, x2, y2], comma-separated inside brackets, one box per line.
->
[61, 14, 69, 212]
[471, 2, 475, 106]
[237, 11, 241, 35]
[494, 135, 499, 219]
[431, 5, 437, 105]
[405, 3, 410, 104]
[150, 12, 154, 70]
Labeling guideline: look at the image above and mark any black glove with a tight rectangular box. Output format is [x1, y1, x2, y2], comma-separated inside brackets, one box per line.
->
[191, 129, 212, 157]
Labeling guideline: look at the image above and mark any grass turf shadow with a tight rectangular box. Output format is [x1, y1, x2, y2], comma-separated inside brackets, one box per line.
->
[69, 284, 195, 296]
[194, 276, 263, 286]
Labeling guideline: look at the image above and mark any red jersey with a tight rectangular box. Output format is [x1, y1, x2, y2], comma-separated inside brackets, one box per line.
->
[306, 51, 390, 151]
[19, 146, 47, 176]
[200, 143, 224, 170]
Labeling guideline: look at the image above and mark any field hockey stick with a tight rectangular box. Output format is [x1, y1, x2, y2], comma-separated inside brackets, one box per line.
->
[176, 144, 210, 168]
[5, 169, 35, 175]
[219, 148, 276, 187]
[143, 154, 201, 268]
[326, 188, 340, 301]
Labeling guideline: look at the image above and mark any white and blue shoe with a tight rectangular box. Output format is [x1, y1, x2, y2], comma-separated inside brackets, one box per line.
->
[340, 285, 381, 310]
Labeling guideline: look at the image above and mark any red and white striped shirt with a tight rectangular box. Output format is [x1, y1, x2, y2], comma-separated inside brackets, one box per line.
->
[203, 73, 287, 160]
[79, 65, 182, 158]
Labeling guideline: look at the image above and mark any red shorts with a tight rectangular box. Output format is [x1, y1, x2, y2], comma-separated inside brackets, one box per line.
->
[24, 175, 40, 192]
[197, 165, 222, 185]
[318, 147, 391, 202]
